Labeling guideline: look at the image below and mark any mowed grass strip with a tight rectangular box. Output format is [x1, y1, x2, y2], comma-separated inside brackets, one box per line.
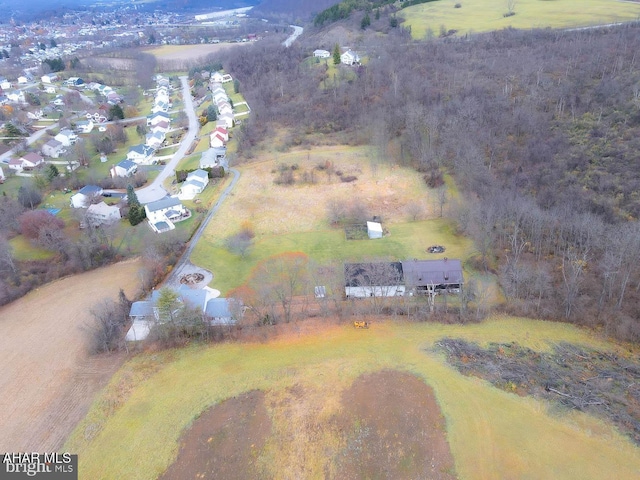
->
[402, 0, 640, 38]
[66, 316, 640, 480]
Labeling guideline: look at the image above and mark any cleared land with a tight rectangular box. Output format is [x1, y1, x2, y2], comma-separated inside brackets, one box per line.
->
[66, 317, 640, 479]
[402, 0, 640, 38]
[0, 258, 143, 452]
[190, 146, 470, 294]
[144, 43, 248, 62]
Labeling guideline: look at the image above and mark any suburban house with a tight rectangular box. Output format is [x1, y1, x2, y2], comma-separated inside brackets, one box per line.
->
[0, 76, 11, 90]
[85, 111, 108, 123]
[178, 169, 209, 200]
[209, 131, 226, 148]
[314, 49, 331, 58]
[340, 49, 361, 65]
[41, 73, 59, 83]
[144, 196, 188, 233]
[19, 152, 44, 170]
[200, 147, 228, 170]
[151, 120, 170, 134]
[52, 95, 65, 107]
[127, 144, 155, 164]
[85, 201, 121, 227]
[147, 111, 170, 126]
[218, 112, 234, 129]
[344, 259, 464, 298]
[63, 77, 84, 87]
[75, 119, 94, 133]
[6, 90, 25, 104]
[125, 286, 242, 341]
[27, 109, 44, 120]
[110, 159, 138, 178]
[70, 185, 103, 208]
[217, 100, 232, 115]
[7, 157, 24, 172]
[145, 130, 165, 149]
[54, 129, 78, 147]
[152, 100, 170, 113]
[42, 138, 66, 158]
[44, 85, 56, 94]
[211, 71, 233, 84]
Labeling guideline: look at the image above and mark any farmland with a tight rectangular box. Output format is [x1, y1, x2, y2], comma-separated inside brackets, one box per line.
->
[0, 258, 143, 452]
[66, 316, 640, 479]
[401, 0, 640, 38]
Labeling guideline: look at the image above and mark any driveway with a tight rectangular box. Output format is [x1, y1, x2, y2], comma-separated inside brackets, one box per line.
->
[164, 167, 240, 288]
[135, 75, 199, 204]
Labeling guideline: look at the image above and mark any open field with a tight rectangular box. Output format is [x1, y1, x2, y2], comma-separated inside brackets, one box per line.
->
[66, 316, 640, 479]
[189, 145, 469, 294]
[144, 43, 249, 62]
[402, 0, 640, 38]
[0, 258, 143, 452]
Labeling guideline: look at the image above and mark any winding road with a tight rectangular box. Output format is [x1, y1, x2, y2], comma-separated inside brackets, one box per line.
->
[283, 25, 303, 47]
[135, 75, 198, 204]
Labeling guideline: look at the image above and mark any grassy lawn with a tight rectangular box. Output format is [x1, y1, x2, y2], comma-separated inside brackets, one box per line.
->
[188, 145, 480, 294]
[192, 219, 471, 295]
[402, 0, 640, 38]
[9, 235, 56, 261]
[65, 317, 640, 480]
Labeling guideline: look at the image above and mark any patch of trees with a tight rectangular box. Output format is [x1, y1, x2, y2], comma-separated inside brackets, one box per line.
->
[314, 0, 396, 27]
[224, 23, 640, 340]
[175, 166, 225, 183]
[43, 57, 65, 72]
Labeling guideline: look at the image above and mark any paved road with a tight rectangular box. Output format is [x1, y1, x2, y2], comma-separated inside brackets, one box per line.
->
[135, 75, 198, 204]
[283, 25, 303, 47]
[164, 167, 240, 286]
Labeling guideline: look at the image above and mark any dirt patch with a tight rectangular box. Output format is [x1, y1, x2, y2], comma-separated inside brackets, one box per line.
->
[159, 391, 271, 480]
[333, 370, 456, 480]
[437, 338, 640, 445]
[0, 258, 142, 452]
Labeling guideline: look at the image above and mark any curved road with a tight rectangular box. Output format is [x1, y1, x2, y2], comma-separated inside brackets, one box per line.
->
[135, 75, 199, 204]
[283, 25, 303, 47]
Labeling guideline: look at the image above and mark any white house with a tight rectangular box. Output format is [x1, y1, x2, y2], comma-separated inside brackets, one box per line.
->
[44, 85, 56, 94]
[110, 159, 138, 178]
[54, 129, 78, 147]
[211, 71, 225, 83]
[314, 49, 331, 58]
[209, 131, 226, 148]
[0, 166, 5, 182]
[218, 112, 234, 129]
[6, 90, 25, 104]
[52, 95, 65, 107]
[42, 138, 65, 158]
[0, 77, 11, 90]
[76, 119, 94, 133]
[340, 49, 361, 65]
[85, 201, 121, 226]
[144, 196, 188, 233]
[178, 169, 209, 200]
[127, 144, 155, 164]
[147, 111, 170, 126]
[145, 130, 165, 149]
[217, 100, 233, 116]
[19, 152, 44, 170]
[41, 73, 59, 83]
[7, 158, 23, 172]
[200, 147, 227, 169]
[151, 120, 170, 134]
[70, 185, 103, 208]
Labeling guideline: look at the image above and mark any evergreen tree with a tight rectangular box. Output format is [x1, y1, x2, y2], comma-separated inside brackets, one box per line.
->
[361, 13, 371, 30]
[108, 104, 124, 121]
[333, 44, 341, 65]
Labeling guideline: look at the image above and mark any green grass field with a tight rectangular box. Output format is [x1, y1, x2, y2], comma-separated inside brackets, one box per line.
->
[65, 317, 640, 480]
[402, 0, 640, 38]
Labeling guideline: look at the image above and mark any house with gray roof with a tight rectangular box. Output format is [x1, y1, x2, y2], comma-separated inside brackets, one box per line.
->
[42, 138, 65, 158]
[70, 185, 103, 208]
[178, 169, 209, 200]
[111, 159, 138, 178]
[126, 144, 155, 164]
[144, 196, 188, 233]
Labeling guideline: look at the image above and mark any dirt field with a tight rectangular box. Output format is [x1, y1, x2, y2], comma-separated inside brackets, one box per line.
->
[144, 43, 248, 62]
[158, 371, 454, 480]
[0, 258, 143, 452]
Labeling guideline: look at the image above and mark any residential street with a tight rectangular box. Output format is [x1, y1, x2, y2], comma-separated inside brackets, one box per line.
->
[135, 75, 198, 204]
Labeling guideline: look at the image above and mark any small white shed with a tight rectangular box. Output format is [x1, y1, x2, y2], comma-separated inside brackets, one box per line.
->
[367, 221, 383, 239]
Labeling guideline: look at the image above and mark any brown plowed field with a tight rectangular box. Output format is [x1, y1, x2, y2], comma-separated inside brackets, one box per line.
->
[159, 370, 455, 479]
[0, 258, 142, 452]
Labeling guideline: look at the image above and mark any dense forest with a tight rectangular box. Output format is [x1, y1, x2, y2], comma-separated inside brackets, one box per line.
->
[218, 23, 640, 340]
